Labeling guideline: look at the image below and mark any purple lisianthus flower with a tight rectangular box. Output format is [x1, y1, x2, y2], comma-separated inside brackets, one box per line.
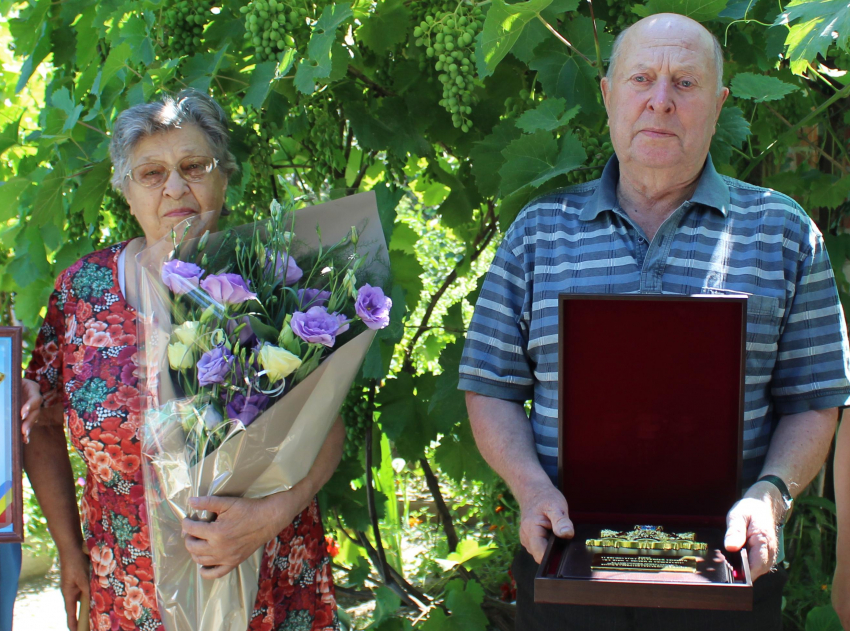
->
[266, 251, 303, 286]
[225, 392, 270, 426]
[161, 260, 205, 295]
[296, 288, 332, 309]
[197, 346, 235, 387]
[225, 315, 257, 348]
[291, 306, 348, 347]
[200, 273, 258, 304]
[355, 285, 392, 330]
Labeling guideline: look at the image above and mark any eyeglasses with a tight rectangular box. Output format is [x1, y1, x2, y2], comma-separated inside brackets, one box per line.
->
[125, 156, 219, 188]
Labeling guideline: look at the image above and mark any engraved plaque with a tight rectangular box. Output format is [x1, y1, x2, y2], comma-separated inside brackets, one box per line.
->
[591, 554, 698, 573]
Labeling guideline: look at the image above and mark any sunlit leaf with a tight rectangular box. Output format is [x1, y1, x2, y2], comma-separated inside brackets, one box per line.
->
[731, 72, 800, 101]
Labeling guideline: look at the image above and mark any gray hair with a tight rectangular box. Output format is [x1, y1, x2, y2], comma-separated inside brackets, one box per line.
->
[109, 89, 238, 192]
[606, 25, 725, 95]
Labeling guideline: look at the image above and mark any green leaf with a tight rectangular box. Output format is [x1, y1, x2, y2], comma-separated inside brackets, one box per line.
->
[30, 167, 66, 228]
[632, 0, 729, 22]
[805, 605, 843, 631]
[775, 0, 850, 75]
[730, 73, 800, 102]
[295, 3, 354, 94]
[510, 17, 550, 63]
[96, 42, 132, 96]
[710, 106, 750, 165]
[13, 277, 53, 329]
[0, 179, 30, 222]
[809, 174, 850, 210]
[444, 579, 489, 631]
[516, 98, 581, 132]
[9, 225, 51, 289]
[376, 373, 441, 460]
[437, 538, 498, 570]
[470, 119, 522, 197]
[428, 341, 467, 421]
[181, 46, 230, 93]
[435, 422, 494, 484]
[528, 26, 605, 116]
[0, 115, 21, 156]
[479, 0, 563, 76]
[374, 182, 404, 246]
[69, 160, 113, 226]
[357, 0, 411, 54]
[51, 88, 84, 133]
[389, 224, 418, 255]
[499, 130, 586, 197]
[16, 22, 52, 94]
[242, 61, 278, 109]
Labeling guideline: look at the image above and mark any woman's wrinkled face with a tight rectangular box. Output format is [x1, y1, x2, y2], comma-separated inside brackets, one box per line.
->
[123, 124, 227, 244]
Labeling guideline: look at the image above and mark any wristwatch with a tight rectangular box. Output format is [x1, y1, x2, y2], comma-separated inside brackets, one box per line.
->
[757, 474, 793, 525]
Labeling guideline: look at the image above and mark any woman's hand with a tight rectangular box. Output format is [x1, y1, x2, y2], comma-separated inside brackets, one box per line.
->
[181, 493, 304, 580]
[58, 543, 91, 631]
[21, 378, 43, 444]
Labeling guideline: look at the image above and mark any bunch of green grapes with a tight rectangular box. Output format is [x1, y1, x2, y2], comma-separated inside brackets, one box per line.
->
[604, 0, 640, 32]
[303, 99, 346, 184]
[414, 3, 485, 132]
[565, 132, 614, 185]
[504, 89, 534, 118]
[162, 0, 213, 57]
[240, 0, 314, 63]
[341, 386, 373, 460]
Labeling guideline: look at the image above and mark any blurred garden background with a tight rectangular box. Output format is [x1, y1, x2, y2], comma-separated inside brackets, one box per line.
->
[1, 0, 849, 628]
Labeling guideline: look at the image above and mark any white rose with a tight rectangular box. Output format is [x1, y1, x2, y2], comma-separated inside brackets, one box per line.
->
[173, 321, 201, 346]
[258, 344, 302, 382]
[167, 342, 194, 370]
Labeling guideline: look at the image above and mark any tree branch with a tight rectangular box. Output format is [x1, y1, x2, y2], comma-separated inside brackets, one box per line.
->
[402, 207, 498, 370]
[347, 66, 397, 97]
[420, 457, 460, 552]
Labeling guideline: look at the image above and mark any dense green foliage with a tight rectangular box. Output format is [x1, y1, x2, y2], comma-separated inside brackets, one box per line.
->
[1, 0, 849, 628]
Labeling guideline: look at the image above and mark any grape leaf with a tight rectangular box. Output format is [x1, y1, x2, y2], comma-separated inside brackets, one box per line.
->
[376, 373, 438, 460]
[51, 88, 84, 133]
[805, 605, 843, 631]
[0, 179, 29, 222]
[528, 34, 602, 116]
[30, 167, 66, 228]
[242, 61, 278, 109]
[470, 119, 522, 197]
[95, 42, 132, 96]
[632, 0, 729, 22]
[374, 182, 405, 245]
[444, 579, 489, 631]
[388, 249, 423, 313]
[774, 0, 850, 76]
[510, 17, 550, 63]
[69, 160, 112, 226]
[479, 0, 557, 76]
[295, 3, 354, 93]
[710, 106, 750, 165]
[357, 0, 411, 54]
[809, 174, 850, 210]
[435, 421, 494, 484]
[0, 115, 21, 156]
[16, 22, 52, 94]
[731, 72, 800, 102]
[9, 225, 51, 289]
[499, 130, 586, 197]
[516, 98, 581, 132]
[13, 277, 53, 329]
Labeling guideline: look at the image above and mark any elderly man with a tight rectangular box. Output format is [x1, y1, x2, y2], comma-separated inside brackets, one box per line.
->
[459, 13, 850, 631]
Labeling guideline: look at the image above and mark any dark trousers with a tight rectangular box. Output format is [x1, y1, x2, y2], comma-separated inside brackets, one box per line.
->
[512, 548, 787, 631]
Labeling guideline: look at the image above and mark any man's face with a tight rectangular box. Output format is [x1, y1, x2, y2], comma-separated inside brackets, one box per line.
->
[600, 15, 729, 173]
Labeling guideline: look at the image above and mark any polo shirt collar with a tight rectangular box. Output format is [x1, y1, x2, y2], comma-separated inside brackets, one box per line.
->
[578, 153, 731, 221]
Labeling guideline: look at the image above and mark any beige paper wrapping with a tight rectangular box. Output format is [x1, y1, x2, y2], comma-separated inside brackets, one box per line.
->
[137, 192, 387, 631]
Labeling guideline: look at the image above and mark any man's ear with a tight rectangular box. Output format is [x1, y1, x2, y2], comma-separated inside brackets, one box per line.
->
[715, 87, 730, 123]
[600, 77, 611, 114]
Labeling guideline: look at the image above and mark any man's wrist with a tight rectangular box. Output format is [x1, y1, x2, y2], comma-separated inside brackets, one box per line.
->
[746, 480, 787, 526]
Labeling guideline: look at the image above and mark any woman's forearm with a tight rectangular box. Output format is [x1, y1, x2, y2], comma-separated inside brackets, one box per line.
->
[22, 406, 84, 558]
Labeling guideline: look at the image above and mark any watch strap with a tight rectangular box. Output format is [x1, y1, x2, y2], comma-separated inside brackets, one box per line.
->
[757, 474, 793, 519]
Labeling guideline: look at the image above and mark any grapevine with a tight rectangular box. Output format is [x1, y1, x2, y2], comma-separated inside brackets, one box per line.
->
[240, 0, 315, 63]
[341, 385, 373, 460]
[162, 0, 213, 58]
[602, 0, 640, 32]
[414, 3, 485, 132]
[565, 131, 613, 185]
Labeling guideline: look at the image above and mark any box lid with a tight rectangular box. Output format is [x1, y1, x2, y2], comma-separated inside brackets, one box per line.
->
[558, 294, 745, 529]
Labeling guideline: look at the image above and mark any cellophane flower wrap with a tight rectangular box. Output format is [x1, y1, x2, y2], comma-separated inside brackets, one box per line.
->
[137, 191, 390, 631]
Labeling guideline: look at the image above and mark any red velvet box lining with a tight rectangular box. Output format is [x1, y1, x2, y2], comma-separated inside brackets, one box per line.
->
[558, 295, 746, 529]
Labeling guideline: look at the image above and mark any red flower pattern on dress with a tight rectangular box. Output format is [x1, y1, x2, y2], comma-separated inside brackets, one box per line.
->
[26, 243, 338, 631]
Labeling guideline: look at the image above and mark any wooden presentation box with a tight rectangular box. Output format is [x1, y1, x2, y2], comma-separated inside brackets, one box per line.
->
[535, 295, 753, 611]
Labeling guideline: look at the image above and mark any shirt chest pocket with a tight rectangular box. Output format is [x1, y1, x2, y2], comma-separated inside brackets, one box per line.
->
[700, 289, 782, 362]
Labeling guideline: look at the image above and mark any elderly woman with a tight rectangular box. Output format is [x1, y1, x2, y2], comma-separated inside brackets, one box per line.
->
[21, 91, 344, 631]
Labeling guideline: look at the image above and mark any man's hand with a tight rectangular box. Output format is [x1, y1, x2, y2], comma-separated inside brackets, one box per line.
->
[21, 378, 43, 444]
[58, 544, 90, 631]
[518, 482, 574, 564]
[182, 494, 300, 580]
[724, 486, 782, 580]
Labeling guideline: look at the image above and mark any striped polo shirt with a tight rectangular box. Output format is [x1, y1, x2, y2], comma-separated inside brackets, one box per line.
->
[459, 154, 850, 487]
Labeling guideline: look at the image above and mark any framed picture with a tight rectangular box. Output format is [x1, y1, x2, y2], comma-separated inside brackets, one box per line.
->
[0, 326, 22, 543]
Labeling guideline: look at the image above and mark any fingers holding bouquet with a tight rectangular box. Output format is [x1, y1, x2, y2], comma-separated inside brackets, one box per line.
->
[182, 494, 302, 579]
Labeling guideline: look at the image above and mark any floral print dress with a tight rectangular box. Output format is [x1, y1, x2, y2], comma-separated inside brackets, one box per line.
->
[26, 242, 339, 631]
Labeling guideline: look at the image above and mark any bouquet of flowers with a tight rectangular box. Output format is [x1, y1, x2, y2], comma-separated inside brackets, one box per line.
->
[137, 191, 390, 631]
